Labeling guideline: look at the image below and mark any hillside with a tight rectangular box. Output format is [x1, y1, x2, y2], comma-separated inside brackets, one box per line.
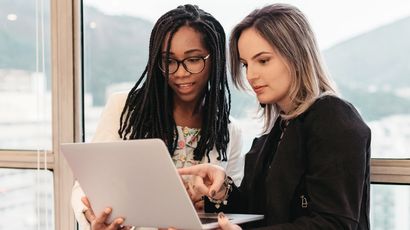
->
[323, 16, 410, 120]
[1, 1, 409, 121]
[0, 0, 50, 71]
[83, 7, 153, 104]
[324, 16, 410, 87]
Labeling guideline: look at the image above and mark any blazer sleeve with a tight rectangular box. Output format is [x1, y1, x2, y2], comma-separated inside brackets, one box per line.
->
[205, 135, 267, 214]
[225, 117, 245, 186]
[71, 181, 90, 230]
[258, 97, 371, 230]
[71, 92, 128, 230]
[302, 97, 370, 226]
[92, 92, 127, 142]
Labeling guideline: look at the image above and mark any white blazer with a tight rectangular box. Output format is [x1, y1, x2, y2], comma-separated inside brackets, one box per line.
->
[71, 92, 244, 230]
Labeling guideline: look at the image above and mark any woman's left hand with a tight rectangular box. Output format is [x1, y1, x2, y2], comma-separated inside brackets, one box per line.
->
[217, 213, 242, 230]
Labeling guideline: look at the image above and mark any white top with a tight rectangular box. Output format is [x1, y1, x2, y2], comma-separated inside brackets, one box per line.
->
[71, 92, 244, 230]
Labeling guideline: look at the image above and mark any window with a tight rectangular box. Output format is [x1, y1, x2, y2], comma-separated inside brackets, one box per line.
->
[81, 1, 410, 229]
[0, 0, 54, 229]
[1, 0, 79, 229]
[0, 168, 54, 229]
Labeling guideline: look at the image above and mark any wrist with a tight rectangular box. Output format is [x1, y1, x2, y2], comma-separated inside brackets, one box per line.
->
[208, 176, 234, 209]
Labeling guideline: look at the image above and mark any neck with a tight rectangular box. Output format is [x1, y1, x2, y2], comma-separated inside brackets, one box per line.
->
[277, 97, 293, 115]
[173, 98, 202, 128]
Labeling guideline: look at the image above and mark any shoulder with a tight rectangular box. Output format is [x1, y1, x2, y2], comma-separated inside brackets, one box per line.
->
[107, 91, 128, 104]
[228, 116, 242, 135]
[302, 95, 370, 137]
[304, 95, 360, 120]
[227, 116, 242, 141]
[104, 92, 128, 111]
[309, 95, 355, 113]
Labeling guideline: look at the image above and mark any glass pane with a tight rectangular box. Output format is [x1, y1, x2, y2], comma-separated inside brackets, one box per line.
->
[0, 0, 52, 150]
[0, 168, 54, 229]
[82, 0, 410, 156]
[371, 184, 410, 229]
[82, 5, 151, 140]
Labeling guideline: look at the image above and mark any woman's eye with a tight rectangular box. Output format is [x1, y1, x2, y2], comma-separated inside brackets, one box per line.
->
[163, 59, 177, 65]
[186, 57, 201, 63]
[259, 59, 269, 64]
[241, 63, 248, 68]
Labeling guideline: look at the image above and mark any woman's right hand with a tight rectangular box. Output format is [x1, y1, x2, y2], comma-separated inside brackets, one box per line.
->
[178, 163, 227, 200]
[81, 196, 127, 230]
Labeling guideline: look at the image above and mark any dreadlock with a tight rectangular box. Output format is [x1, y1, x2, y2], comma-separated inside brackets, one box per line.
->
[119, 4, 231, 162]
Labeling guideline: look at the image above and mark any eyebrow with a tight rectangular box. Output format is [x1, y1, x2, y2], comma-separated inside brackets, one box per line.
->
[251, 51, 273, 59]
[240, 51, 273, 62]
[161, 49, 205, 55]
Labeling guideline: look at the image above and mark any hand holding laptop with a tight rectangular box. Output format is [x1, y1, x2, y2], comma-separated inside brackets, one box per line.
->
[62, 139, 263, 229]
[81, 196, 134, 230]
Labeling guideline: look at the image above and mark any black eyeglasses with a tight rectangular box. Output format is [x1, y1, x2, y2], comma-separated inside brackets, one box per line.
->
[159, 54, 210, 74]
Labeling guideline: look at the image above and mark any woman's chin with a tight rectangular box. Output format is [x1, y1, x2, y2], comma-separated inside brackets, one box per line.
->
[256, 96, 273, 105]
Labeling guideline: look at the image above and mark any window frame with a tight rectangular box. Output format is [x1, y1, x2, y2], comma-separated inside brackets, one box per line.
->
[51, 0, 83, 228]
[0, 0, 82, 228]
[371, 160, 410, 183]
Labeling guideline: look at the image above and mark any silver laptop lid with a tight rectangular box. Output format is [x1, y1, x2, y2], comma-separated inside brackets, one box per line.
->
[62, 139, 203, 229]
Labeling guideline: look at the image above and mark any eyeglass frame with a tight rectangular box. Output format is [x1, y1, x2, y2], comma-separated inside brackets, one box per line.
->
[159, 54, 211, 74]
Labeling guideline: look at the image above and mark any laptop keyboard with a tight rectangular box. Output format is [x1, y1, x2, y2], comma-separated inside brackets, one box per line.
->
[199, 216, 232, 224]
[200, 217, 219, 224]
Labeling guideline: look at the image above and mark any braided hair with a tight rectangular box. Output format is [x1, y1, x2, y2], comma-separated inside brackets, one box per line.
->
[119, 4, 231, 162]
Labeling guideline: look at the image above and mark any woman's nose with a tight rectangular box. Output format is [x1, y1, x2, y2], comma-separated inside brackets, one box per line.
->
[246, 66, 258, 82]
[172, 64, 190, 78]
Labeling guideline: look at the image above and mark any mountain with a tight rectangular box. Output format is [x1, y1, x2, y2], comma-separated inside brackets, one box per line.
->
[323, 16, 410, 121]
[324, 16, 410, 88]
[83, 7, 153, 104]
[0, 0, 50, 72]
[1, 1, 409, 121]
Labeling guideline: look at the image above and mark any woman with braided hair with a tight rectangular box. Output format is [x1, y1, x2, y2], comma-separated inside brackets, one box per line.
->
[71, 4, 244, 230]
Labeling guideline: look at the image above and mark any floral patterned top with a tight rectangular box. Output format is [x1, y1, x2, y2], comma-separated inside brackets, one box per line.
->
[172, 126, 202, 169]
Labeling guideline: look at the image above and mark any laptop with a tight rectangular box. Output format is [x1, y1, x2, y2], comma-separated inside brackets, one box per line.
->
[61, 139, 263, 229]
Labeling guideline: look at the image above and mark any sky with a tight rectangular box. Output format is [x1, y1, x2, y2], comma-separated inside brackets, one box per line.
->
[83, 0, 410, 50]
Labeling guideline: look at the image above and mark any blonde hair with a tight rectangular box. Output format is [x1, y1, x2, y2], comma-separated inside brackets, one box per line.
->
[229, 3, 337, 132]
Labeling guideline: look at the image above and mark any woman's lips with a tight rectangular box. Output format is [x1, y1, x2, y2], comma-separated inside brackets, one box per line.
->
[177, 82, 194, 88]
[253, 85, 266, 94]
[176, 82, 195, 93]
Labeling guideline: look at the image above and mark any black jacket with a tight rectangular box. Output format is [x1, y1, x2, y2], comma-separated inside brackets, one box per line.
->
[207, 96, 371, 230]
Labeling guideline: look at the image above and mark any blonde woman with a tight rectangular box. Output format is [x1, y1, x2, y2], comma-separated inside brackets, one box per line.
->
[180, 3, 371, 230]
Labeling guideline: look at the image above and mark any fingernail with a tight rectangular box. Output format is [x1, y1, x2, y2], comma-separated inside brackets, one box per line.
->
[210, 190, 216, 197]
[117, 218, 124, 224]
[104, 207, 111, 214]
[218, 212, 225, 219]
